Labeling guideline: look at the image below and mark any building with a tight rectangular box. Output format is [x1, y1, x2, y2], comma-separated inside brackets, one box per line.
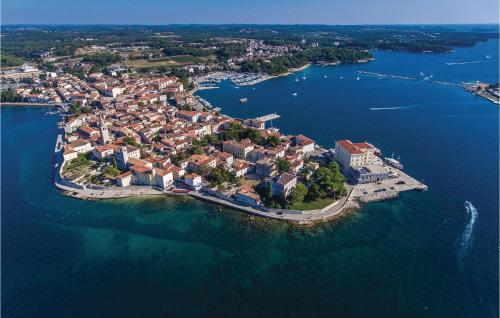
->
[272, 173, 297, 197]
[351, 164, 390, 184]
[78, 126, 100, 138]
[183, 173, 202, 190]
[116, 146, 141, 169]
[289, 134, 315, 156]
[153, 168, 174, 189]
[334, 140, 377, 171]
[222, 139, 254, 159]
[68, 139, 92, 154]
[116, 171, 133, 187]
[176, 110, 200, 123]
[232, 159, 250, 177]
[187, 154, 217, 172]
[255, 159, 276, 177]
[92, 144, 116, 160]
[99, 114, 111, 144]
[236, 185, 261, 207]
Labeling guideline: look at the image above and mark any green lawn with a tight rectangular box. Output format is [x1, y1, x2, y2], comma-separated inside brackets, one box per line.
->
[167, 55, 209, 64]
[291, 198, 336, 211]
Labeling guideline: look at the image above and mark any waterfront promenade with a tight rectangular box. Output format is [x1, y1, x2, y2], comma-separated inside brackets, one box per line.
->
[189, 187, 354, 224]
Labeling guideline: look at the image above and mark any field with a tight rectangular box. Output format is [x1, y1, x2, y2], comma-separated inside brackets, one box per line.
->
[125, 55, 214, 69]
[291, 198, 336, 211]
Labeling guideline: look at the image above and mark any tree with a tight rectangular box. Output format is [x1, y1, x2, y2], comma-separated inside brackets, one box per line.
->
[82, 53, 122, 66]
[289, 182, 308, 204]
[103, 166, 120, 177]
[1, 55, 23, 67]
[265, 135, 281, 147]
[306, 184, 323, 201]
[1, 88, 23, 103]
[276, 158, 291, 174]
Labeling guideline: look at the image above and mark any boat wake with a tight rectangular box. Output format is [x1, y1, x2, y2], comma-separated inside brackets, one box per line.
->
[446, 61, 482, 66]
[457, 201, 478, 266]
[369, 105, 416, 111]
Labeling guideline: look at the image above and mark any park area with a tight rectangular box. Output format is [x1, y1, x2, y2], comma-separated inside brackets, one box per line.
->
[125, 55, 214, 69]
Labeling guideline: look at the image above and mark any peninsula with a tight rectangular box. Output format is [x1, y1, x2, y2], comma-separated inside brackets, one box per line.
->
[0, 25, 436, 224]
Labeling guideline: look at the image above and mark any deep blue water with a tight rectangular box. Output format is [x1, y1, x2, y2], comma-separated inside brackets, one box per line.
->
[2, 40, 499, 318]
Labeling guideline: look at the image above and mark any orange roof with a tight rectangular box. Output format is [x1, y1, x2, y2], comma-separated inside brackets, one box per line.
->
[117, 171, 133, 179]
[130, 165, 151, 174]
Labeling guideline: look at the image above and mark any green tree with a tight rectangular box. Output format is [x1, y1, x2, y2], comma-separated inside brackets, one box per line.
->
[264, 135, 281, 147]
[289, 182, 308, 204]
[276, 158, 291, 174]
[306, 184, 323, 201]
[1, 88, 23, 102]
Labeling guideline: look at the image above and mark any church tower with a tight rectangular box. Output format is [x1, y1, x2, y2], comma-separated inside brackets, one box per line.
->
[99, 114, 111, 144]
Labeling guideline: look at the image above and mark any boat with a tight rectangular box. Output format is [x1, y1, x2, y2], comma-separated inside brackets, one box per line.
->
[324, 75, 328, 78]
[356, 77, 360, 81]
[340, 76, 344, 79]
[291, 92, 298, 96]
[302, 76, 306, 80]
[486, 55, 491, 59]
[384, 157, 404, 169]
[239, 98, 248, 103]
[295, 78, 300, 82]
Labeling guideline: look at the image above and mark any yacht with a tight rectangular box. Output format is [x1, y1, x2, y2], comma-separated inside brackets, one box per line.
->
[384, 157, 404, 170]
[239, 98, 248, 103]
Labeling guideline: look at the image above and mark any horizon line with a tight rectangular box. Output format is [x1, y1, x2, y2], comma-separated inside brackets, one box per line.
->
[1, 22, 499, 27]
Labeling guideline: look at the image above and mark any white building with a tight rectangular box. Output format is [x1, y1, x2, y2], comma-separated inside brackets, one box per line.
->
[222, 139, 254, 159]
[334, 140, 377, 171]
[272, 173, 297, 197]
[183, 173, 202, 190]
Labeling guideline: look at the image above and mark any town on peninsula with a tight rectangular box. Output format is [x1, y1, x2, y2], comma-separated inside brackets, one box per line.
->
[6, 25, 497, 224]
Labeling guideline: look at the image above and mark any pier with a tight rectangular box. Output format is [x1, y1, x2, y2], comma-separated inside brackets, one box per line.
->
[253, 113, 281, 122]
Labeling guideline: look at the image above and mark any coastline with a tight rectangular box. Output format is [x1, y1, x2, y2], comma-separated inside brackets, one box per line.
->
[1, 102, 60, 107]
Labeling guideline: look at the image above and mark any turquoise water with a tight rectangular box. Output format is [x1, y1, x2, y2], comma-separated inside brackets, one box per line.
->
[2, 40, 499, 317]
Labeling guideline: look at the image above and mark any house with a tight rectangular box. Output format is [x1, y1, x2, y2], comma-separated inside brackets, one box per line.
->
[166, 82, 184, 93]
[288, 134, 315, 156]
[63, 145, 78, 161]
[78, 125, 100, 138]
[154, 168, 174, 189]
[92, 144, 118, 160]
[215, 152, 234, 168]
[68, 139, 92, 153]
[116, 171, 133, 187]
[255, 158, 276, 177]
[198, 112, 213, 122]
[236, 185, 261, 207]
[129, 165, 154, 185]
[222, 139, 254, 159]
[65, 116, 84, 133]
[272, 173, 297, 197]
[232, 159, 250, 177]
[187, 154, 217, 172]
[334, 140, 377, 171]
[175, 93, 197, 106]
[183, 173, 202, 190]
[176, 110, 200, 123]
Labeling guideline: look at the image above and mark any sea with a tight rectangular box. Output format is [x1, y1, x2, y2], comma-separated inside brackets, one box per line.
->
[2, 39, 499, 318]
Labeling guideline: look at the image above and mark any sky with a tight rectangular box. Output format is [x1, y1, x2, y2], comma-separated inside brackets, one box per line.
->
[2, 0, 499, 25]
